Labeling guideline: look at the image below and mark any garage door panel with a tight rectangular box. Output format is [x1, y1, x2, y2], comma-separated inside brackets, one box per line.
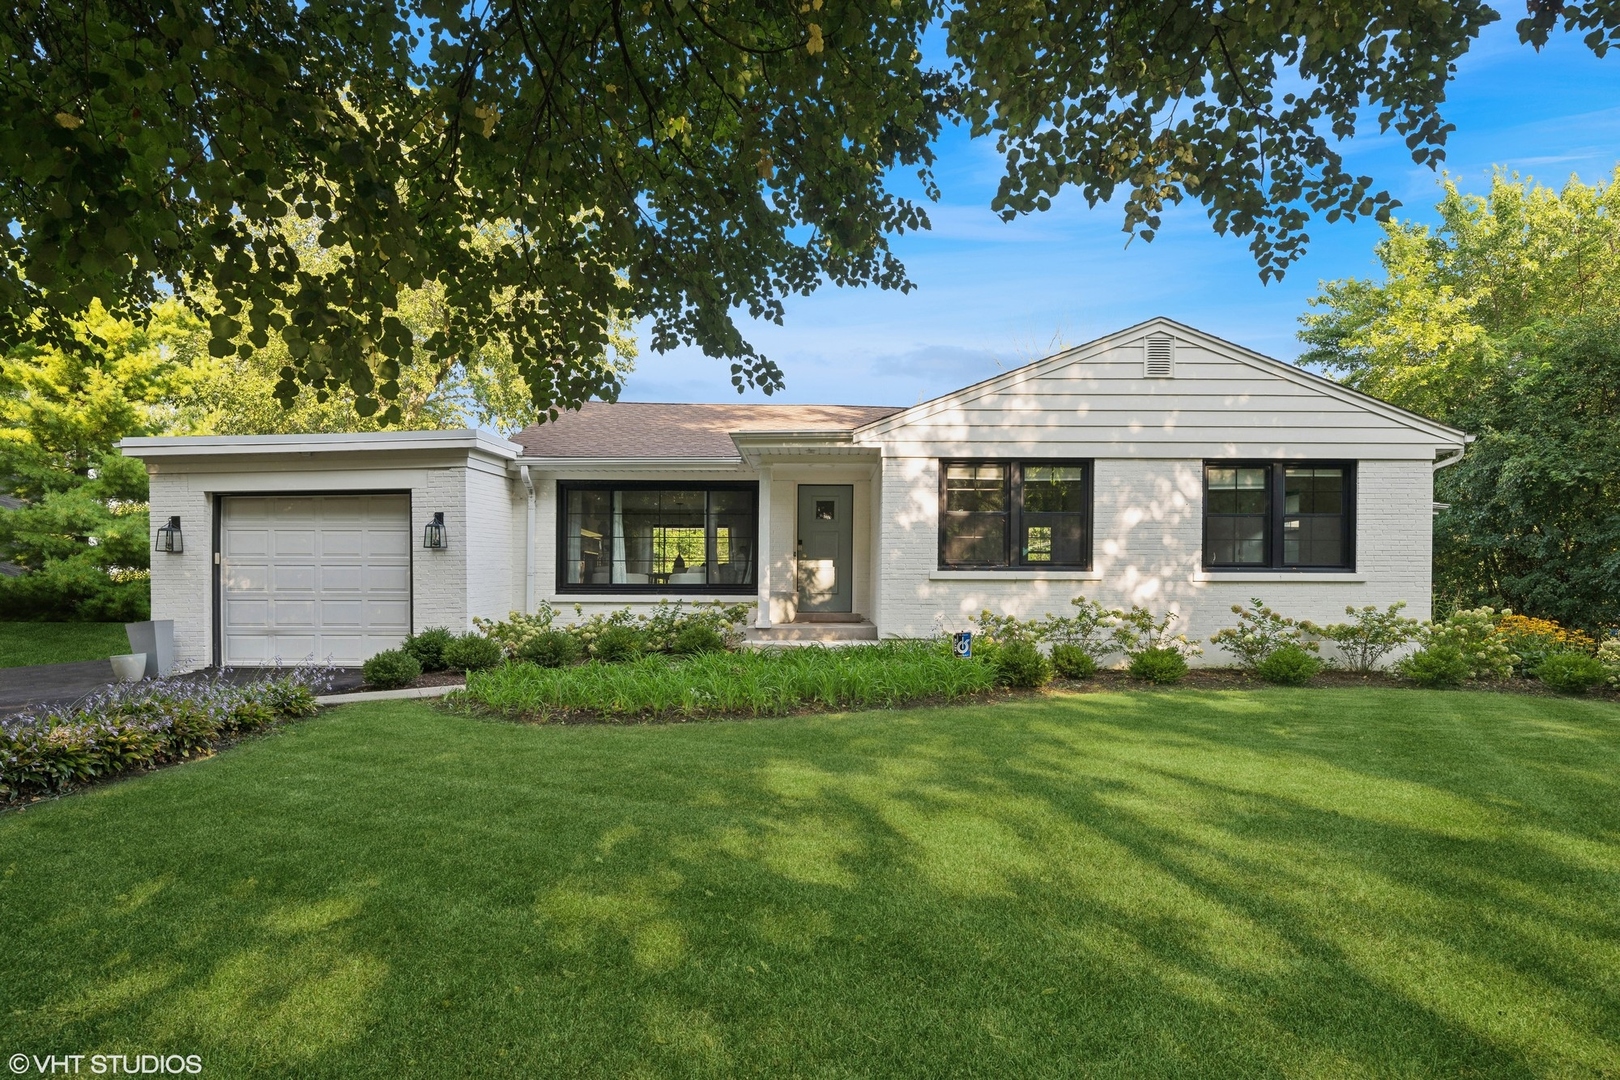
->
[274, 529, 316, 557]
[224, 528, 269, 557]
[272, 564, 318, 592]
[221, 495, 411, 668]
[320, 600, 365, 627]
[367, 564, 410, 591]
[322, 530, 364, 557]
[271, 600, 316, 627]
[271, 635, 318, 663]
[223, 564, 270, 593]
[319, 565, 365, 591]
[225, 599, 270, 629]
[368, 530, 410, 557]
[366, 600, 411, 628]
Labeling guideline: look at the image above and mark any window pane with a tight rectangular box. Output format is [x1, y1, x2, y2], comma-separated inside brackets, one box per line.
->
[708, 490, 756, 585]
[1022, 466, 1086, 513]
[945, 464, 1006, 512]
[1207, 466, 1268, 514]
[1206, 514, 1267, 566]
[1285, 467, 1344, 515]
[1020, 514, 1087, 565]
[942, 513, 1006, 565]
[564, 489, 613, 584]
[1284, 509, 1344, 566]
[616, 490, 659, 583]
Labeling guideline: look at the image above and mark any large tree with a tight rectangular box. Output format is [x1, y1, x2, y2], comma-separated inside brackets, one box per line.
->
[4, 0, 1618, 422]
[1301, 169, 1620, 629]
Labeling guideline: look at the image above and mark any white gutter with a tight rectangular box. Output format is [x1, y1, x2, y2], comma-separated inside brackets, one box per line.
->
[519, 465, 536, 614]
[1433, 444, 1469, 472]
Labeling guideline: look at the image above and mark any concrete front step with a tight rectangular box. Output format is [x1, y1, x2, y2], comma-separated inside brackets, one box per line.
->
[744, 620, 879, 645]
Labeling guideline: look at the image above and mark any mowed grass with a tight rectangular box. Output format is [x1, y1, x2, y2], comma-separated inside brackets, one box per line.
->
[0, 621, 129, 668]
[2, 689, 1618, 1078]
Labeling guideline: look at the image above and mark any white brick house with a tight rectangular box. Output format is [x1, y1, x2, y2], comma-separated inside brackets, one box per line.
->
[121, 319, 1468, 670]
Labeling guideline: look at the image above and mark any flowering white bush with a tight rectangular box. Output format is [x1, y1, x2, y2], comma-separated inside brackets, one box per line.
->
[1209, 598, 1317, 670]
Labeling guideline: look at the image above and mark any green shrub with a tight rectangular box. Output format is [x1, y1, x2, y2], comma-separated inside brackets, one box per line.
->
[1128, 647, 1188, 684]
[1050, 643, 1098, 679]
[671, 624, 727, 656]
[1113, 607, 1203, 672]
[517, 630, 582, 668]
[258, 676, 320, 718]
[1210, 598, 1318, 670]
[443, 633, 505, 673]
[1420, 607, 1517, 680]
[1, 666, 335, 800]
[1304, 602, 1420, 673]
[993, 640, 1052, 688]
[1600, 639, 1620, 687]
[1535, 652, 1608, 694]
[472, 606, 558, 656]
[592, 625, 646, 663]
[1398, 644, 1471, 688]
[363, 648, 422, 689]
[403, 627, 456, 672]
[1256, 643, 1322, 686]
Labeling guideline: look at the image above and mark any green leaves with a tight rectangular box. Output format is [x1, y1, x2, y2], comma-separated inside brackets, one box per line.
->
[2, 0, 1615, 423]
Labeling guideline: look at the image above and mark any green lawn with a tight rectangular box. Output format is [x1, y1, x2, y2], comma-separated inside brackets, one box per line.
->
[0, 621, 129, 668]
[2, 689, 1618, 1078]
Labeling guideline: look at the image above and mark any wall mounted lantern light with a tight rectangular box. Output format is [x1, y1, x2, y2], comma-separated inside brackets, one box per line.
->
[154, 515, 183, 554]
[423, 512, 448, 550]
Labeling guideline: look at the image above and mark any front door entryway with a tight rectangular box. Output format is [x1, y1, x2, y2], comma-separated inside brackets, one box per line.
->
[796, 485, 853, 613]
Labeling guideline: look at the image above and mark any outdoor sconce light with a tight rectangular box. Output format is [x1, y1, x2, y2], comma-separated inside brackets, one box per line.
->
[423, 512, 448, 550]
[154, 516, 183, 554]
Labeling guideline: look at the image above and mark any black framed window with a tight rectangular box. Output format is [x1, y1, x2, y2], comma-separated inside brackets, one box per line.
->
[558, 482, 757, 592]
[1202, 462, 1354, 570]
[939, 461, 1092, 569]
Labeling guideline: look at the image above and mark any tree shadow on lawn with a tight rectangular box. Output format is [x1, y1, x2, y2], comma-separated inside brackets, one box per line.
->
[1, 689, 1617, 1078]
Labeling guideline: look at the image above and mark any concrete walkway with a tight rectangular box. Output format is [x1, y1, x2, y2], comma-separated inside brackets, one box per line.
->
[0, 663, 365, 717]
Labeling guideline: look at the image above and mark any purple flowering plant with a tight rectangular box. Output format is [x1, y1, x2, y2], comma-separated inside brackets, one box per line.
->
[2, 661, 335, 801]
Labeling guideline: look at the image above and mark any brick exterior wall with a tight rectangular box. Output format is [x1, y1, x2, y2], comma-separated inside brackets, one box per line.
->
[877, 455, 1434, 664]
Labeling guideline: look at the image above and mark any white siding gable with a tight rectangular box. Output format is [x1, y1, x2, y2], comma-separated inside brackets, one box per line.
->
[856, 319, 1465, 461]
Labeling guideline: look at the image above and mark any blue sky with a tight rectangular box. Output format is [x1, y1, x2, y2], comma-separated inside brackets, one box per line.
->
[623, 21, 1620, 406]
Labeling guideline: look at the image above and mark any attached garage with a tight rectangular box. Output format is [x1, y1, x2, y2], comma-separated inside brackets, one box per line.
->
[219, 494, 413, 666]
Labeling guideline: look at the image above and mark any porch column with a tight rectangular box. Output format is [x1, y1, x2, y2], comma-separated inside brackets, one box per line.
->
[756, 465, 772, 627]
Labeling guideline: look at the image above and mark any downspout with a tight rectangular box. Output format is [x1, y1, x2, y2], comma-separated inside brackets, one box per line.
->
[519, 465, 536, 614]
[1431, 442, 1469, 515]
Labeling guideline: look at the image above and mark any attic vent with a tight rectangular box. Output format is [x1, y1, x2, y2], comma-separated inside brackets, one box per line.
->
[1144, 334, 1175, 377]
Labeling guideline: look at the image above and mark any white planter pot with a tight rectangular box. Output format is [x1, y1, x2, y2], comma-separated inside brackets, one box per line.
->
[110, 653, 148, 683]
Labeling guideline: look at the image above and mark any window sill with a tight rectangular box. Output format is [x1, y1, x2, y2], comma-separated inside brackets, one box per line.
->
[929, 569, 1103, 582]
[1192, 571, 1364, 583]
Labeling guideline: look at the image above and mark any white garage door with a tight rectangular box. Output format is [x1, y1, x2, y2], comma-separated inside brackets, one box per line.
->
[220, 494, 411, 667]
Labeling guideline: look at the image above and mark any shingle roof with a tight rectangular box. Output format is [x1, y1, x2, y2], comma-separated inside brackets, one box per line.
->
[511, 402, 903, 459]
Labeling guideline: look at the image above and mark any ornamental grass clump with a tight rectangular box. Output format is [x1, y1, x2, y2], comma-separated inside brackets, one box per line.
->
[1, 665, 334, 800]
[1210, 598, 1318, 670]
[1304, 602, 1419, 673]
[453, 640, 997, 722]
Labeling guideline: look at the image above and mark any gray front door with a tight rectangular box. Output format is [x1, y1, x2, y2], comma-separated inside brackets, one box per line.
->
[797, 485, 853, 613]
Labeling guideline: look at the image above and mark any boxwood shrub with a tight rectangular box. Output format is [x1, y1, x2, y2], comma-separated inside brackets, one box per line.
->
[443, 633, 505, 673]
[403, 627, 456, 672]
[517, 630, 583, 668]
[1535, 652, 1608, 694]
[363, 648, 422, 689]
